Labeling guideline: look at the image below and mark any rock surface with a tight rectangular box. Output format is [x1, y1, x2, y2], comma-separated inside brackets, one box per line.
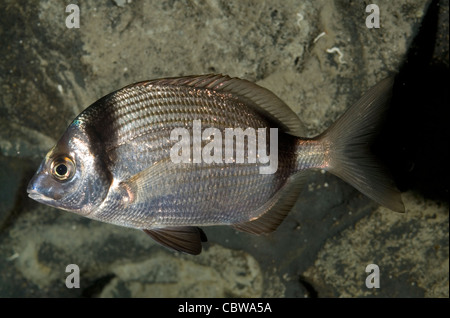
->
[0, 0, 447, 297]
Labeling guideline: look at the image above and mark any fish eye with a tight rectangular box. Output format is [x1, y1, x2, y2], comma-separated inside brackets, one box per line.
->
[51, 156, 75, 181]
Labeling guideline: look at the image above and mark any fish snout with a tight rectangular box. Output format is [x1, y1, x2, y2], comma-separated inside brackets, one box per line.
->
[27, 175, 47, 201]
[26, 171, 61, 203]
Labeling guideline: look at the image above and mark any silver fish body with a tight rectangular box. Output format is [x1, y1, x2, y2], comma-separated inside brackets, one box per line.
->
[27, 75, 404, 254]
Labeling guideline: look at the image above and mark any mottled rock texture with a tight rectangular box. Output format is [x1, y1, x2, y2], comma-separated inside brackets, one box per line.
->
[0, 0, 447, 297]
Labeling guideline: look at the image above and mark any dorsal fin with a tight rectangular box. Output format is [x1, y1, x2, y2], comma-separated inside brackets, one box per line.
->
[142, 74, 305, 136]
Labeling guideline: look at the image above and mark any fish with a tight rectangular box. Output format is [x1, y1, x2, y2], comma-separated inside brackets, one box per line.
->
[27, 74, 404, 255]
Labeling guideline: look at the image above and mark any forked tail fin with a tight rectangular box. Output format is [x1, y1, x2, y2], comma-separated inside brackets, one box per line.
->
[317, 77, 404, 212]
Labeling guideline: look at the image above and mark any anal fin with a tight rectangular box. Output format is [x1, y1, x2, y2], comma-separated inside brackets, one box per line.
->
[143, 226, 207, 255]
[232, 171, 309, 235]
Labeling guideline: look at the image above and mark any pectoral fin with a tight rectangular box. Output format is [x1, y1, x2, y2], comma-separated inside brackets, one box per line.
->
[143, 226, 207, 255]
[120, 158, 193, 206]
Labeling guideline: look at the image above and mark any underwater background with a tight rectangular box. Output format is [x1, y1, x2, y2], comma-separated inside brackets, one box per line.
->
[0, 0, 448, 297]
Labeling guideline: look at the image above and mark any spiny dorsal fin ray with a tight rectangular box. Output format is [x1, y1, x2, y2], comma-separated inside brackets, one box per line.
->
[143, 226, 207, 255]
[140, 74, 305, 136]
[232, 171, 309, 235]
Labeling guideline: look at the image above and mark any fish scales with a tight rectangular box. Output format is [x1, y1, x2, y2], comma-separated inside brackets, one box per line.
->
[28, 74, 404, 255]
[77, 86, 293, 227]
[102, 86, 275, 178]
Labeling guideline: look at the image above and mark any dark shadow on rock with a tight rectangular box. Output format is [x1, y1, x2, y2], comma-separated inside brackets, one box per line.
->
[298, 275, 318, 298]
[81, 273, 116, 298]
[0, 156, 37, 234]
[374, 0, 449, 204]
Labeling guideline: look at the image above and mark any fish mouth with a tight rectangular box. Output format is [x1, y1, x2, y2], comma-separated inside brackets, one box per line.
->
[27, 171, 53, 203]
[27, 188, 53, 203]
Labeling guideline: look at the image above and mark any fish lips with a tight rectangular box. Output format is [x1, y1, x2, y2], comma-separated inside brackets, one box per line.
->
[27, 175, 52, 203]
[27, 188, 53, 203]
[27, 171, 63, 204]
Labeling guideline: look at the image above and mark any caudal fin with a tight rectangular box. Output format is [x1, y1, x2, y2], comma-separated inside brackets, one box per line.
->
[317, 77, 405, 212]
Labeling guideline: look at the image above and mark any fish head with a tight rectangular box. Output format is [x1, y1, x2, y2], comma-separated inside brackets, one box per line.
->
[27, 123, 112, 216]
